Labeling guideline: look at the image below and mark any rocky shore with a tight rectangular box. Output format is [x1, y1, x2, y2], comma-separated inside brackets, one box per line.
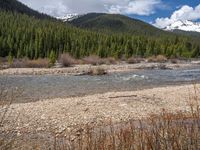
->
[0, 62, 198, 76]
[2, 84, 199, 135]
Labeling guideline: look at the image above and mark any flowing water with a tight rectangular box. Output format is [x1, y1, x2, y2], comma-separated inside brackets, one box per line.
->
[1, 67, 200, 103]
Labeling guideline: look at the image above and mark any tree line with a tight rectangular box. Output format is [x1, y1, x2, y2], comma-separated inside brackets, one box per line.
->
[0, 11, 200, 60]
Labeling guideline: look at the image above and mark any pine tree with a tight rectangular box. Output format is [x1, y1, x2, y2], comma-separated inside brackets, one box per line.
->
[8, 51, 13, 65]
[49, 50, 56, 66]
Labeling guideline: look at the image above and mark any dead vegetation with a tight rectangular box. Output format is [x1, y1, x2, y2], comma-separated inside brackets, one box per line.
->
[87, 67, 107, 76]
[2, 77, 200, 150]
[147, 55, 168, 63]
[10, 59, 51, 68]
[0, 85, 200, 149]
[59, 53, 77, 67]
[83, 56, 117, 66]
[54, 86, 200, 149]
[127, 57, 144, 64]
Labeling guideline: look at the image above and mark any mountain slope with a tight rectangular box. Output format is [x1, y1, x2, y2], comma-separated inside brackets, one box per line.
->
[0, 0, 52, 19]
[70, 13, 171, 36]
[0, 2, 200, 59]
[165, 20, 200, 33]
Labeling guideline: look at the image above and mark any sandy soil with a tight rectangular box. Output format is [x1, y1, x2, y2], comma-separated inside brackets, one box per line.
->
[2, 84, 199, 135]
[0, 62, 198, 75]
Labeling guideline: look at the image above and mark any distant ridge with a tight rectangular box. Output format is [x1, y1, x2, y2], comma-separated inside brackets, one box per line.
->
[0, 0, 52, 19]
[70, 13, 171, 36]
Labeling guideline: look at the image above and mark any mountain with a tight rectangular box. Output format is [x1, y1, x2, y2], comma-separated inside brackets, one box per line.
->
[57, 13, 83, 22]
[70, 13, 170, 36]
[0, 1, 200, 59]
[164, 20, 200, 33]
[0, 0, 52, 19]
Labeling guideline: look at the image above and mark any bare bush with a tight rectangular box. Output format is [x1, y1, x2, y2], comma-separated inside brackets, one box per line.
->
[87, 67, 107, 76]
[10, 59, 50, 68]
[65, 110, 200, 149]
[156, 55, 167, 63]
[147, 55, 167, 63]
[59, 53, 77, 67]
[170, 59, 179, 64]
[50, 85, 200, 150]
[103, 57, 117, 65]
[127, 57, 143, 64]
[83, 55, 104, 66]
[147, 56, 156, 63]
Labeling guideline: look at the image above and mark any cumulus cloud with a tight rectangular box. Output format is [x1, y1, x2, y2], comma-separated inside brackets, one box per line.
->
[108, 0, 161, 15]
[154, 4, 200, 28]
[18, 0, 161, 17]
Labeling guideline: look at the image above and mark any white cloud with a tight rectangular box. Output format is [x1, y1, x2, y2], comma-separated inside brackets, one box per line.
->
[154, 4, 200, 28]
[108, 0, 161, 16]
[18, 0, 161, 17]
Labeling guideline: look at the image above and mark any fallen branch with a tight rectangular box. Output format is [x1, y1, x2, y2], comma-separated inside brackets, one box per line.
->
[109, 95, 137, 99]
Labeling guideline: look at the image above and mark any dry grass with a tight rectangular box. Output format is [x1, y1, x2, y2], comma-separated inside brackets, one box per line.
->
[127, 57, 143, 64]
[51, 85, 200, 150]
[83, 56, 117, 66]
[83, 55, 104, 66]
[147, 55, 168, 63]
[64, 112, 199, 150]
[170, 59, 179, 64]
[87, 67, 107, 76]
[59, 53, 77, 67]
[10, 59, 50, 68]
[103, 57, 117, 65]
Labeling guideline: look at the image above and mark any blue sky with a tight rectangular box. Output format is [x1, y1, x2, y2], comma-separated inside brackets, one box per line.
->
[19, 0, 200, 28]
[130, 0, 200, 23]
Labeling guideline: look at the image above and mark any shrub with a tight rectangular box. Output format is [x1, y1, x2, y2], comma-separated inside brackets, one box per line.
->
[83, 55, 104, 66]
[59, 53, 76, 67]
[170, 59, 178, 64]
[127, 57, 143, 64]
[103, 57, 117, 65]
[65, 90, 200, 150]
[10, 59, 50, 68]
[49, 51, 56, 65]
[87, 67, 107, 76]
[147, 55, 167, 63]
[10, 59, 26, 68]
[147, 56, 156, 62]
[156, 55, 167, 63]
[8, 52, 13, 65]
[25, 59, 50, 68]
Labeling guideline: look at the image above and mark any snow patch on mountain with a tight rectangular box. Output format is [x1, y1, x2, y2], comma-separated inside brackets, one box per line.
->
[57, 13, 83, 22]
[164, 20, 200, 33]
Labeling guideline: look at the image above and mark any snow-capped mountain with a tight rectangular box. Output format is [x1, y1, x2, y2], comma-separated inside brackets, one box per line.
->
[57, 13, 82, 22]
[164, 20, 200, 33]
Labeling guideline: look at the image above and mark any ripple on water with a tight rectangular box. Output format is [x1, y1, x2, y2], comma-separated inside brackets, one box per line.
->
[121, 74, 148, 81]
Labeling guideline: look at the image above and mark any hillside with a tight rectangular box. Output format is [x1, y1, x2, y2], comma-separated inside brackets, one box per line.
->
[0, 1, 200, 59]
[0, 0, 52, 19]
[70, 13, 172, 36]
[172, 29, 200, 38]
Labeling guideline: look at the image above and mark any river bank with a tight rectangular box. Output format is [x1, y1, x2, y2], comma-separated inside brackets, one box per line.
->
[2, 84, 199, 134]
[0, 61, 199, 76]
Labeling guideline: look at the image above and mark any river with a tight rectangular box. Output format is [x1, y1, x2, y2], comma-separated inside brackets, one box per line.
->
[1, 67, 200, 103]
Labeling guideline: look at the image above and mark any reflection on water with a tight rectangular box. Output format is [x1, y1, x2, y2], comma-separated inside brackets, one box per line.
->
[0, 68, 200, 103]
